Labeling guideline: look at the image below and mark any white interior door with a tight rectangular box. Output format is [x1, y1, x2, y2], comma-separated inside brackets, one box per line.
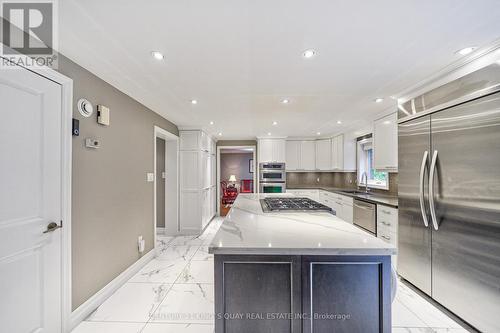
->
[0, 64, 63, 332]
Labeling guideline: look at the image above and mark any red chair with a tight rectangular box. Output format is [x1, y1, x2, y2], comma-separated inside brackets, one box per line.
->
[240, 179, 253, 193]
[221, 181, 238, 205]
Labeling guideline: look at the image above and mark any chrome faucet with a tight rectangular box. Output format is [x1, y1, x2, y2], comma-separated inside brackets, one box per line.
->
[359, 171, 369, 194]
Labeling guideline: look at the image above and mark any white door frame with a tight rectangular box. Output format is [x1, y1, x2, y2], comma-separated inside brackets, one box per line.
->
[153, 126, 179, 242]
[1, 51, 73, 332]
[216, 145, 256, 216]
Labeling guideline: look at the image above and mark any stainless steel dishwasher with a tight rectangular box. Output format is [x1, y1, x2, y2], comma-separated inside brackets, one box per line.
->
[353, 199, 376, 235]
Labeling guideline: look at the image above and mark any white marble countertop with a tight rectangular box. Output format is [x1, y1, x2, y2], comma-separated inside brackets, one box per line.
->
[208, 193, 397, 256]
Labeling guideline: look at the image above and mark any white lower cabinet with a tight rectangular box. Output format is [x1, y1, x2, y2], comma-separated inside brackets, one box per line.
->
[318, 191, 353, 223]
[335, 194, 353, 223]
[180, 191, 201, 232]
[376, 205, 398, 268]
[201, 187, 211, 229]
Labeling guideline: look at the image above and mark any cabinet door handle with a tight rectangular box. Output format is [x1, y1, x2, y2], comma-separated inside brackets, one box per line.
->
[381, 235, 391, 240]
[381, 221, 391, 226]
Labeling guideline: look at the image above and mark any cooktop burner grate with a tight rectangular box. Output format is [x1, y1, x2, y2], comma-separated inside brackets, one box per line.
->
[260, 197, 334, 214]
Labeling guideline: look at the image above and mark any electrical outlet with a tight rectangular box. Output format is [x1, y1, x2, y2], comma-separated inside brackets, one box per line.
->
[147, 173, 154, 182]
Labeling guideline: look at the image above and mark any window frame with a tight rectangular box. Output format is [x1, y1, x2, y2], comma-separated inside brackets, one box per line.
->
[357, 136, 389, 190]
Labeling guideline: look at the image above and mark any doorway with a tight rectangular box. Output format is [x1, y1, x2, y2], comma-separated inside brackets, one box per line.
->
[216, 146, 256, 216]
[153, 127, 179, 239]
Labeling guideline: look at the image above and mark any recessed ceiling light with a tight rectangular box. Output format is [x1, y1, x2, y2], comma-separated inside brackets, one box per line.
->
[209, 121, 214, 125]
[151, 51, 164, 60]
[316, 132, 321, 136]
[272, 121, 278, 126]
[281, 99, 289, 104]
[267, 132, 272, 136]
[303, 49, 316, 59]
[374, 98, 384, 103]
[455, 46, 477, 56]
[218, 132, 222, 136]
[337, 120, 342, 125]
[191, 99, 198, 105]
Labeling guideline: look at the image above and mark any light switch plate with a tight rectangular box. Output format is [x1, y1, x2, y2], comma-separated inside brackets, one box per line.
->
[147, 173, 154, 182]
[97, 105, 110, 126]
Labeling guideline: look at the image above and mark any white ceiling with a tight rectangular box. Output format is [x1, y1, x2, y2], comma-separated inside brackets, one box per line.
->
[59, 0, 500, 139]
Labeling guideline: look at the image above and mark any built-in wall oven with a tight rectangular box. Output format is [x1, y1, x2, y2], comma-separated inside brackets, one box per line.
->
[259, 162, 286, 193]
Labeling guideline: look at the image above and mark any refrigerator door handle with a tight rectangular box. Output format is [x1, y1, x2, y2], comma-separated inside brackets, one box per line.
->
[419, 150, 429, 227]
[429, 150, 439, 231]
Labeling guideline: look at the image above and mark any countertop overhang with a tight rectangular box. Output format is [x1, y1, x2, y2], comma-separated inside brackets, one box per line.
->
[209, 194, 397, 256]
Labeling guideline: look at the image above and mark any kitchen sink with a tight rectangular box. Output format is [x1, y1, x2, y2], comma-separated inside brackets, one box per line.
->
[340, 190, 371, 195]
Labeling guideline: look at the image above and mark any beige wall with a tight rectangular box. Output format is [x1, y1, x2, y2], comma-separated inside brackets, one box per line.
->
[57, 56, 178, 310]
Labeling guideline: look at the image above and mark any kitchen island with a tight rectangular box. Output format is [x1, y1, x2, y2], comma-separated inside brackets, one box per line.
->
[209, 193, 397, 333]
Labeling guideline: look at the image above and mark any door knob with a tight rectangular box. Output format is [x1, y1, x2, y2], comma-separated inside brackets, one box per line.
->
[43, 222, 62, 233]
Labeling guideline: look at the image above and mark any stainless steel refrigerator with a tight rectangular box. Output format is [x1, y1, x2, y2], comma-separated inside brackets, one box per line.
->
[398, 62, 500, 332]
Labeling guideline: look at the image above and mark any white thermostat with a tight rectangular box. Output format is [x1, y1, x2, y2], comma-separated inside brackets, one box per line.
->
[77, 98, 93, 117]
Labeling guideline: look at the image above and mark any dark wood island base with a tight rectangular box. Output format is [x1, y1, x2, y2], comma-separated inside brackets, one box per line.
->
[214, 254, 392, 333]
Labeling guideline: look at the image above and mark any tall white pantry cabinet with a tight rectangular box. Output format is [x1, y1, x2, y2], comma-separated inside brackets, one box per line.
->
[179, 130, 217, 234]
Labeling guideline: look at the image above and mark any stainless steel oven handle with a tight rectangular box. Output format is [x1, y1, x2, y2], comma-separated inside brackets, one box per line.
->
[419, 150, 429, 227]
[428, 150, 439, 231]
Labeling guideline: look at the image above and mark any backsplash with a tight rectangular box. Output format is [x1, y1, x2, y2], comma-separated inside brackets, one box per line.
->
[286, 172, 398, 196]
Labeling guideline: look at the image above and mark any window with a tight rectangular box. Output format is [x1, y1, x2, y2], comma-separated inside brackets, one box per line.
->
[357, 136, 388, 190]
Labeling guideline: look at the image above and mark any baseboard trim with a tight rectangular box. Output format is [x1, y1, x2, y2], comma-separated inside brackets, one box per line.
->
[156, 227, 165, 234]
[69, 249, 156, 331]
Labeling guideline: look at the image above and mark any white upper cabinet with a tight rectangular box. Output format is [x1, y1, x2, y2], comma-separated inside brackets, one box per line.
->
[331, 135, 344, 170]
[273, 139, 286, 163]
[315, 139, 331, 170]
[330, 134, 356, 172]
[286, 140, 315, 171]
[286, 140, 300, 170]
[373, 112, 398, 171]
[258, 138, 286, 163]
[180, 131, 200, 150]
[210, 139, 216, 156]
[200, 131, 210, 152]
[300, 141, 316, 170]
[180, 130, 212, 152]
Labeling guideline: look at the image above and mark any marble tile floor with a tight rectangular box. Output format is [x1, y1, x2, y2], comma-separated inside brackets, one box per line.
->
[72, 217, 468, 333]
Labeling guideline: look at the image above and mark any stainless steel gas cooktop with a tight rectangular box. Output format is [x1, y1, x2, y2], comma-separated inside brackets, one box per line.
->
[260, 197, 334, 214]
